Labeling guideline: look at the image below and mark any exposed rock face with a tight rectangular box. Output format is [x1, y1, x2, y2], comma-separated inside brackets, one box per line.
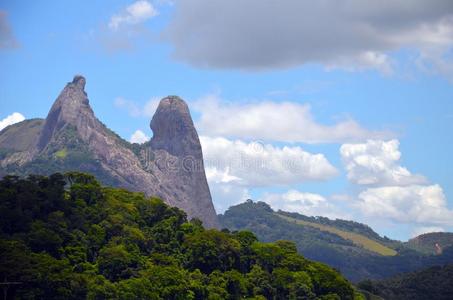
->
[0, 119, 44, 167]
[34, 76, 156, 192]
[0, 76, 219, 228]
[149, 96, 219, 228]
[37, 75, 91, 151]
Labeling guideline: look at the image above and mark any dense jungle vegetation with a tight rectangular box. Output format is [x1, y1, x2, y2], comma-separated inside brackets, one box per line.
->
[0, 173, 362, 299]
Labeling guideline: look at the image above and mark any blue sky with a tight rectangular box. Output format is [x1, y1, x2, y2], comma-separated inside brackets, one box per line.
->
[1, 0, 453, 240]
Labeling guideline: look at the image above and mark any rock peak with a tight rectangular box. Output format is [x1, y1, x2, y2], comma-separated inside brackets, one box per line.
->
[150, 96, 199, 157]
[36, 75, 92, 150]
[71, 75, 86, 90]
[150, 96, 219, 228]
[159, 96, 190, 113]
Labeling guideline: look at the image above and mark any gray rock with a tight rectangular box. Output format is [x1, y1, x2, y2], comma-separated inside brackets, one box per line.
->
[149, 96, 219, 228]
[0, 76, 219, 228]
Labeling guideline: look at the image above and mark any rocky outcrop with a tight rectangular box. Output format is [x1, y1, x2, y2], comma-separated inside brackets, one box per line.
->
[0, 76, 219, 228]
[149, 96, 219, 228]
[34, 76, 157, 193]
[37, 75, 91, 151]
[0, 119, 44, 167]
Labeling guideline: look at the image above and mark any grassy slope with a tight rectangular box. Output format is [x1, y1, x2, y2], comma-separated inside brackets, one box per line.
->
[277, 214, 397, 256]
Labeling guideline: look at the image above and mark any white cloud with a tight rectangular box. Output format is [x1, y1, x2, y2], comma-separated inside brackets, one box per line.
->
[195, 95, 390, 143]
[411, 226, 445, 238]
[411, 16, 453, 82]
[164, 0, 453, 80]
[114, 97, 160, 118]
[109, 1, 158, 30]
[357, 185, 453, 227]
[0, 112, 25, 131]
[130, 129, 150, 144]
[340, 139, 453, 230]
[259, 190, 349, 220]
[340, 139, 426, 186]
[205, 167, 241, 184]
[201, 136, 338, 187]
[327, 51, 394, 75]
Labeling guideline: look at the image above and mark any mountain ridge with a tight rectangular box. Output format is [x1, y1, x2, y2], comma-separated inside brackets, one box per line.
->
[0, 75, 219, 228]
[276, 213, 398, 256]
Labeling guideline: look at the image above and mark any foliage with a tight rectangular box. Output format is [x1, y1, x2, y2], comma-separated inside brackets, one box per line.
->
[219, 200, 453, 282]
[358, 264, 453, 300]
[405, 232, 453, 255]
[0, 173, 360, 299]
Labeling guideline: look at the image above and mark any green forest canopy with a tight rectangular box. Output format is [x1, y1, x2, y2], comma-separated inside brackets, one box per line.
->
[0, 172, 363, 299]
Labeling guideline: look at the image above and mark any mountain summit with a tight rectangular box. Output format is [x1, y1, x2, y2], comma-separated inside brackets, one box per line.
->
[0, 76, 219, 228]
[37, 75, 93, 151]
[149, 96, 217, 226]
[151, 96, 200, 156]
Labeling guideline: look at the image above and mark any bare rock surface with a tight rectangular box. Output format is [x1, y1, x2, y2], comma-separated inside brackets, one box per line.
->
[149, 96, 219, 228]
[0, 76, 219, 228]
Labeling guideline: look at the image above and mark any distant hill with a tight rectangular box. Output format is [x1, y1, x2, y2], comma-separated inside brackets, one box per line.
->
[358, 264, 453, 300]
[219, 200, 453, 282]
[277, 214, 397, 256]
[406, 232, 453, 255]
[0, 173, 362, 299]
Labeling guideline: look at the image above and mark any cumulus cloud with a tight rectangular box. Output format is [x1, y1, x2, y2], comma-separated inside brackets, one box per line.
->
[195, 95, 390, 144]
[201, 136, 338, 187]
[340, 139, 453, 229]
[340, 139, 426, 186]
[259, 190, 347, 219]
[118, 94, 388, 144]
[109, 1, 158, 30]
[130, 129, 150, 144]
[163, 0, 453, 78]
[327, 51, 394, 75]
[0, 112, 25, 131]
[357, 185, 453, 227]
[0, 11, 19, 49]
[115, 97, 160, 118]
[202, 132, 341, 214]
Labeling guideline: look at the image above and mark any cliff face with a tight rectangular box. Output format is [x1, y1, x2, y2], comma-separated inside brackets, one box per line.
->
[37, 76, 91, 151]
[149, 96, 218, 228]
[0, 76, 219, 228]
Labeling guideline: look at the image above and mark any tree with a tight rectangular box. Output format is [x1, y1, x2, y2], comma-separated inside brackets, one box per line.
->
[0, 173, 360, 299]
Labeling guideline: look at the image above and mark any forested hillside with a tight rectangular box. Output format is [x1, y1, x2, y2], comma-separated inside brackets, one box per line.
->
[219, 201, 453, 282]
[358, 264, 453, 300]
[0, 173, 362, 299]
[405, 232, 453, 255]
